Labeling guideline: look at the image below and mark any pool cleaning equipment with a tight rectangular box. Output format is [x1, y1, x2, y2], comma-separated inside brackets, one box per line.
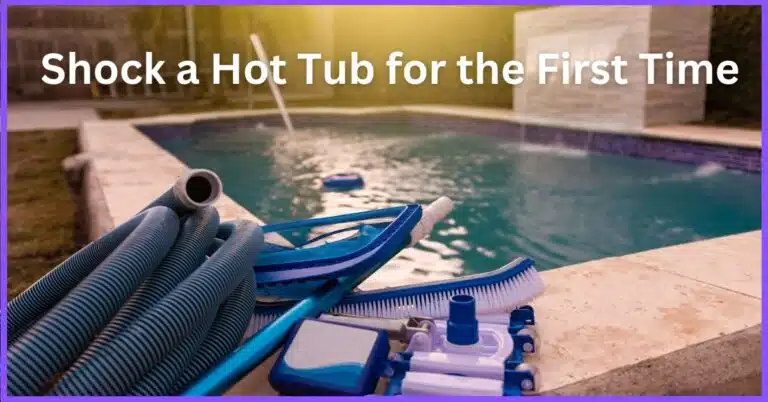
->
[317, 314, 436, 343]
[8, 166, 544, 397]
[269, 319, 392, 396]
[250, 196, 442, 297]
[6, 168, 453, 396]
[182, 196, 456, 396]
[244, 257, 544, 336]
[385, 295, 540, 396]
[267, 295, 540, 396]
[322, 172, 365, 191]
[7, 169, 263, 396]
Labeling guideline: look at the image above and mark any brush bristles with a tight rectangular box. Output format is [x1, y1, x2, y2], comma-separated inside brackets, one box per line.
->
[242, 266, 545, 339]
[332, 266, 544, 318]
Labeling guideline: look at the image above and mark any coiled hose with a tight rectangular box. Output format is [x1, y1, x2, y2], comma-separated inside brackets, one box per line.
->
[7, 169, 264, 396]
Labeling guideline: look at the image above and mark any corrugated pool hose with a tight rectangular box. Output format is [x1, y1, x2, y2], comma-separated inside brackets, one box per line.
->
[7, 169, 264, 396]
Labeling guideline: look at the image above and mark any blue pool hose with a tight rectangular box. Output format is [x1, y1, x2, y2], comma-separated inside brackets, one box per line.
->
[6, 169, 264, 396]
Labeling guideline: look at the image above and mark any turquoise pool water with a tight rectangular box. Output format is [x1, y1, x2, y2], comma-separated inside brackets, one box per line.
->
[144, 121, 761, 288]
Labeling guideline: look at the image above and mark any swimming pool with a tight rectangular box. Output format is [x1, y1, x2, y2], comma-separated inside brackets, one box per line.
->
[140, 116, 761, 288]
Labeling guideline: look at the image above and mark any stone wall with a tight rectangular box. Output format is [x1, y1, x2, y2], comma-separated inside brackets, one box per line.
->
[7, 6, 138, 100]
[514, 6, 714, 130]
[645, 6, 714, 126]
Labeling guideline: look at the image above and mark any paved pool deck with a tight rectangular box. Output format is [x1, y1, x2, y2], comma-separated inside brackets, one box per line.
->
[9, 103, 763, 395]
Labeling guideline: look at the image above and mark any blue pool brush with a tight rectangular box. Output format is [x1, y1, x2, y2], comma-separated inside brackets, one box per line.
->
[243, 257, 544, 337]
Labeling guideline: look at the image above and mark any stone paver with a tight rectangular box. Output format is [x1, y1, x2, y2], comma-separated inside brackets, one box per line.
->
[8, 102, 99, 131]
[531, 234, 761, 392]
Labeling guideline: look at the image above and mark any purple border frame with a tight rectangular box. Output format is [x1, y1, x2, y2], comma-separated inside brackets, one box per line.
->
[1, 2, 7, 399]
[761, 4, 767, 399]
[1, 2, 765, 400]
[4, 0, 767, 4]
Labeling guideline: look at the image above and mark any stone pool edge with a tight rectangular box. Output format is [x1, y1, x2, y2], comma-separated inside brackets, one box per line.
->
[77, 119, 293, 247]
[79, 110, 761, 395]
[531, 230, 760, 395]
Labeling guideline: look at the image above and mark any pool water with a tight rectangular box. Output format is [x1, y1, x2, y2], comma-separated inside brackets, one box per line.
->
[143, 121, 761, 289]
